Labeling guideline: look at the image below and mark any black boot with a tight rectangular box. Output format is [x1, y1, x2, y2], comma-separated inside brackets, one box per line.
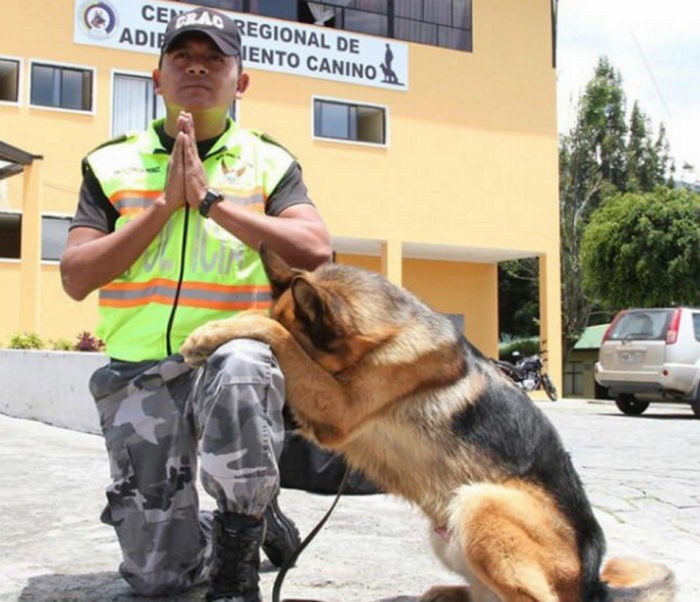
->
[206, 512, 264, 602]
[262, 495, 301, 568]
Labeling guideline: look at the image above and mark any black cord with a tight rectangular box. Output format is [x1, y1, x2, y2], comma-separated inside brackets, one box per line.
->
[271, 467, 351, 602]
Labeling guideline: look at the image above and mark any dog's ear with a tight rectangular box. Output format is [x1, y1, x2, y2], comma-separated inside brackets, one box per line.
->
[259, 243, 296, 299]
[290, 277, 326, 326]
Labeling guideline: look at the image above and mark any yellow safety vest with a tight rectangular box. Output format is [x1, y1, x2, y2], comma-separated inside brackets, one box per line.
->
[86, 118, 295, 361]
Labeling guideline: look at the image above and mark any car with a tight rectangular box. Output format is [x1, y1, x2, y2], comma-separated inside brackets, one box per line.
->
[594, 307, 700, 418]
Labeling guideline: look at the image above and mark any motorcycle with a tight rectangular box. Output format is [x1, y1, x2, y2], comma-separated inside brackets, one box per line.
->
[494, 351, 558, 401]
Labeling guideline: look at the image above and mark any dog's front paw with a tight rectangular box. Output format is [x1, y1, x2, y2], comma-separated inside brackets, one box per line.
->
[180, 319, 234, 367]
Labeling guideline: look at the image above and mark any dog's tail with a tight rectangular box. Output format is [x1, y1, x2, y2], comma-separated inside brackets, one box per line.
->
[601, 557, 675, 601]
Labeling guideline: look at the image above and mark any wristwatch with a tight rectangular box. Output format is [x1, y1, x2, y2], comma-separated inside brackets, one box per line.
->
[199, 189, 224, 218]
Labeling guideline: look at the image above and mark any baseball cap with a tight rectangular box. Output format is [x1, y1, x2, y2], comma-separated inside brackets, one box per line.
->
[161, 7, 242, 58]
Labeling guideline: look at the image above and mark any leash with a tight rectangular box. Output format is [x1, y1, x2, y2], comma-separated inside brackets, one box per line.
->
[271, 467, 350, 602]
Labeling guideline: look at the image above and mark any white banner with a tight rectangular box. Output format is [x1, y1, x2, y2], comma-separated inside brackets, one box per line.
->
[74, 0, 408, 91]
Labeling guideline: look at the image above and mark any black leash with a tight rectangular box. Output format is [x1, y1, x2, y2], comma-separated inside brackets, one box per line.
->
[271, 467, 350, 602]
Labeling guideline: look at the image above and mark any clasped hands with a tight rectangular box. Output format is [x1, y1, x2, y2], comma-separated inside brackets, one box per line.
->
[161, 111, 209, 213]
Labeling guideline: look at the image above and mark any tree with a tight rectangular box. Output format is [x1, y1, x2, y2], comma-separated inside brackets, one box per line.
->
[498, 259, 539, 340]
[577, 57, 628, 193]
[581, 187, 700, 308]
[559, 57, 625, 354]
[653, 123, 674, 186]
[625, 102, 674, 192]
[558, 56, 675, 357]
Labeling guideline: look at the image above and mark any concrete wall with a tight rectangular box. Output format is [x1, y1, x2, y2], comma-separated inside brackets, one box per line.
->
[0, 350, 105, 434]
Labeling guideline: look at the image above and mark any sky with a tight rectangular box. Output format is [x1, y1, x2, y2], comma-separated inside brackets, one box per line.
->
[556, 0, 700, 183]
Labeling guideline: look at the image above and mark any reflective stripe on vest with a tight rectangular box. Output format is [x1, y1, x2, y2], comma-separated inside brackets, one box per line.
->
[99, 279, 271, 311]
[86, 118, 293, 361]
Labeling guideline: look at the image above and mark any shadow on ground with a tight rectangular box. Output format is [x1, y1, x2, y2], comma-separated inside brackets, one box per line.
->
[17, 572, 206, 601]
[16, 572, 421, 602]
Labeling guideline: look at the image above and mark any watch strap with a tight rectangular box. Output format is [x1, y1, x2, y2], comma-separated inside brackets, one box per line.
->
[199, 189, 224, 218]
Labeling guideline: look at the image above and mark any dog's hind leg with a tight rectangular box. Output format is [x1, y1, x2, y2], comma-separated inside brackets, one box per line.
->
[426, 526, 500, 602]
[448, 482, 582, 602]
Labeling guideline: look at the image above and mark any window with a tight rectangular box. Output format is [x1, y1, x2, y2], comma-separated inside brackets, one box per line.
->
[313, 98, 386, 145]
[249, 0, 298, 19]
[0, 212, 21, 259]
[0, 58, 20, 104]
[41, 215, 71, 262]
[608, 309, 671, 341]
[112, 72, 237, 136]
[183, 0, 473, 51]
[112, 73, 166, 136]
[188, 0, 245, 9]
[182, 0, 297, 18]
[30, 62, 94, 112]
[395, 0, 471, 50]
[300, 0, 471, 51]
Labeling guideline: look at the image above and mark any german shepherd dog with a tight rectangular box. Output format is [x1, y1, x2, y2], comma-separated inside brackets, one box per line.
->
[181, 245, 675, 602]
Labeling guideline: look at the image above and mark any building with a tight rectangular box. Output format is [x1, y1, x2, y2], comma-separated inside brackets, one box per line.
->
[565, 323, 608, 399]
[0, 0, 562, 386]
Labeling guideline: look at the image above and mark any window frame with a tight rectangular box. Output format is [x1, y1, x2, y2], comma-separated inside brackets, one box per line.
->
[28, 59, 96, 115]
[311, 95, 389, 148]
[0, 55, 23, 106]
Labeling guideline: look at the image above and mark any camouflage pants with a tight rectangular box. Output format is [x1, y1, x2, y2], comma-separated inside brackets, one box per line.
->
[89, 339, 286, 596]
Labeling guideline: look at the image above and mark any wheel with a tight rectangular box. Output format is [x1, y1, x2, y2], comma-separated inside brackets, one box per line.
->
[541, 374, 558, 401]
[691, 385, 700, 419]
[615, 394, 649, 416]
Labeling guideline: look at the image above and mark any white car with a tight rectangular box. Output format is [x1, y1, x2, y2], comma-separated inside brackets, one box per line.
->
[594, 307, 700, 417]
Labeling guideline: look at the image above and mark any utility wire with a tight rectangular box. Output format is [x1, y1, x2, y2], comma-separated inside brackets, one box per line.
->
[629, 28, 672, 120]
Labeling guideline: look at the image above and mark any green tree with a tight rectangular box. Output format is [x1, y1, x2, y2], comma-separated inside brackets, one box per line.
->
[577, 56, 628, 193]
[498, 259, 539, 340]
[654, 123, 674, 185]
[559, 57, 625, 354]
[625, 102, 674, 192]
[581, 187, 700, 308]
[558, 56, 674, 356]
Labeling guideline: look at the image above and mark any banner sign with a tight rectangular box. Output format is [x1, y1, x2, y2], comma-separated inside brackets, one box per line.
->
[74, 0, 408, 91]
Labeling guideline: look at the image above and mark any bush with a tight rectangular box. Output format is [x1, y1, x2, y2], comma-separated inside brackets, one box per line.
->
[49, 338, 75, 351]
[2, 331, 105, 352]
[498, 338, 541, 361]
[9, 332, 44, 350]
[74, 331, 105, 352]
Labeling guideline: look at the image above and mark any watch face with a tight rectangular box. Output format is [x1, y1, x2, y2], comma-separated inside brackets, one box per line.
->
[203, 190, 218, 203]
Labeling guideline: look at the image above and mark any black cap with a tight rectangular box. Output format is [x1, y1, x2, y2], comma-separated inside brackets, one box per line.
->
[161, 7, 242, 57]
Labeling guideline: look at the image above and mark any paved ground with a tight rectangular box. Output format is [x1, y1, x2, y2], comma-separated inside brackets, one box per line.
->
[0, 398, 698, 602]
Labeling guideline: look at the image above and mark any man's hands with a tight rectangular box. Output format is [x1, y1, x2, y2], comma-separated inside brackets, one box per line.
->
[179, 112, 210, 211]
[162, 111, 209, 213]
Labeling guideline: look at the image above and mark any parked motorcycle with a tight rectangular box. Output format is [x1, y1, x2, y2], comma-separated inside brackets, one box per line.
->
[494, 351, 558, 401]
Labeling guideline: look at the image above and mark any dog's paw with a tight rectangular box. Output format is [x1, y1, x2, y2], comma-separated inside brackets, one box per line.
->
[180, 331, 214, 367]
[181, 313, 279, 367]
[180, 319, 235, 367]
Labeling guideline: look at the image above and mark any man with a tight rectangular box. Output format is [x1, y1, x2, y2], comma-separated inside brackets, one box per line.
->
[60, 7, 331, 602]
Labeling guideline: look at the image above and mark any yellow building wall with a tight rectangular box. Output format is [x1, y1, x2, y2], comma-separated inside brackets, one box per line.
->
[336, 253, 498, 357]
[0, 263, 22, 346]
[0, 0, 560, 384]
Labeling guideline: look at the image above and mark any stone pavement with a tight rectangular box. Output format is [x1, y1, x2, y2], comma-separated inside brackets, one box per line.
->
[0, 398, 698, 602]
